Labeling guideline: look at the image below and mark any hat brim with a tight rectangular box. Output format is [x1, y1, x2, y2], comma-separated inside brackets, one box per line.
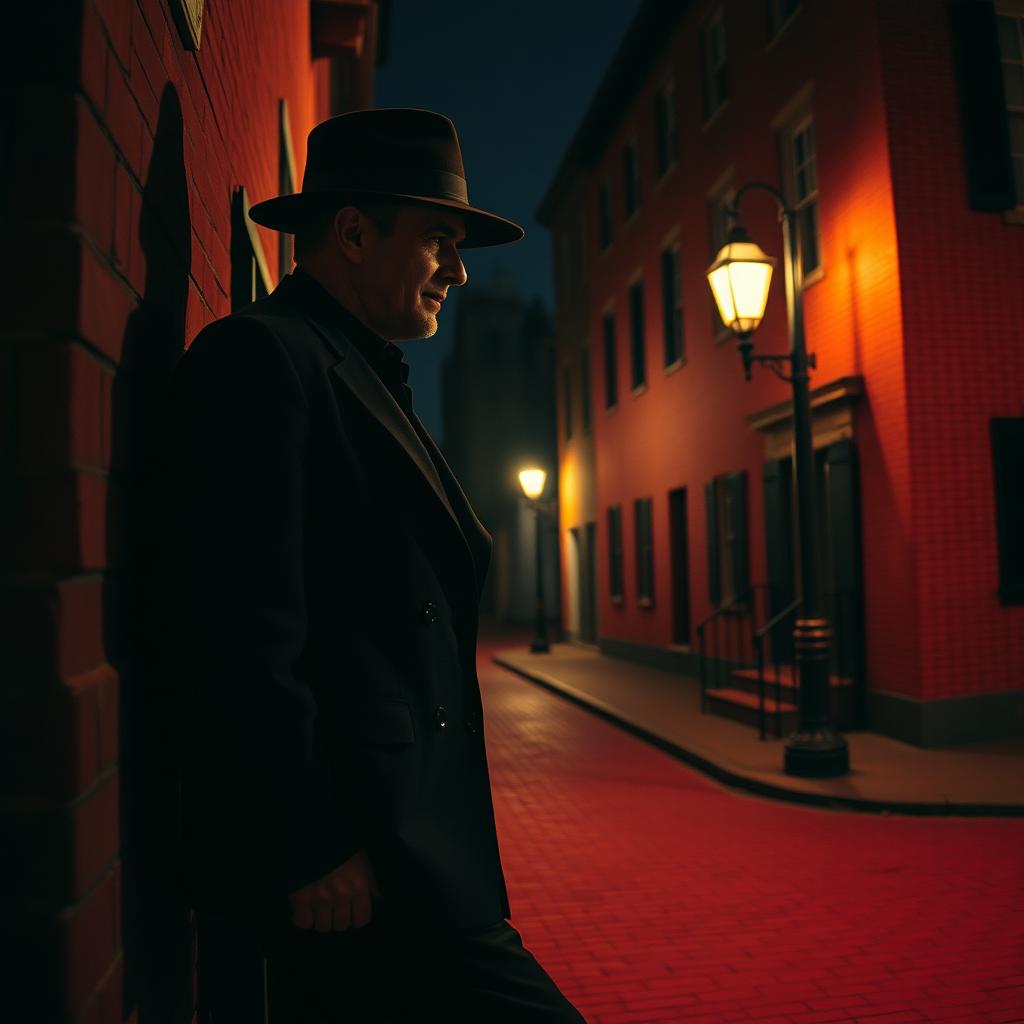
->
[248, 190, 525, 248]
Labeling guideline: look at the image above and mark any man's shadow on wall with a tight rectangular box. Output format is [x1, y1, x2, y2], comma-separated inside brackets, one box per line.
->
[105, 83, 192, 1024]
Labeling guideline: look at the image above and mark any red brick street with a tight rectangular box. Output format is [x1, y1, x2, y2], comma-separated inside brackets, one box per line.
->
[478, 629, 1024, 1024]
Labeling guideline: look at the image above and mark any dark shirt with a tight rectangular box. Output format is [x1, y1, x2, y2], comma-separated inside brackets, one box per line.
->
[289, 267, 414, 419]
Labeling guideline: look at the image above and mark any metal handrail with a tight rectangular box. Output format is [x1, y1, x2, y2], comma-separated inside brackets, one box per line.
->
[753, 597, 801, 739]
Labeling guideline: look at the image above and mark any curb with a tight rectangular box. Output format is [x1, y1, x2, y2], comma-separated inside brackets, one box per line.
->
[492, 655, 1024, 818]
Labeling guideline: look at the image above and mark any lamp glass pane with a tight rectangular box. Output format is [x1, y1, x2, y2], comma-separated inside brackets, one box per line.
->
[727, 260, 773, 324]
[519, 468, 546, 499]
[708, 265, 737, 326]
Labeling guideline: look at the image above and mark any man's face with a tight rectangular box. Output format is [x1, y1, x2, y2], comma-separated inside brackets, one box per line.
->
[356, 205, 468, 340]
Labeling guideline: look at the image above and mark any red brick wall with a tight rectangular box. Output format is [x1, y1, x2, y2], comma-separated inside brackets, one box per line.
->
[585, 0, 920, 695]
[877, 0, 1024, 700]
[2, 1, 373, 1019]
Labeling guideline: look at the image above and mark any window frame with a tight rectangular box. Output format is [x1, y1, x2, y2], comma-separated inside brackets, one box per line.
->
[701, 5, 730, 124]
[779, 107, 824, 283]
[607, 505, 624, 602]
[623, 138, 641, 221]
[580, 342, 592, 433]
[634, 496, 655, 608]
[602, 312, 618, 410]
[278, 99, 297, 282]
[765, 0, 802, 47]
[997, 6, 1024, 210]
[628, 278, 647, 392]
[707, 171, 736, 344]
[563, 363, 573, 441]
[599, 178, 614, 250]
[655, 77, 678, 179]
[661, 242, 685, 369]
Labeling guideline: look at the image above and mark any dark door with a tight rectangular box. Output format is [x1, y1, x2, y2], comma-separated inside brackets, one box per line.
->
[581, 521, 598, 643]
[763, 458, 796, 664]
[668, 487, 691, 644]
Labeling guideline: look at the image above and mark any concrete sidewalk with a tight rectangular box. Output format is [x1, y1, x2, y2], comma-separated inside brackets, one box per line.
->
[492, 641, 1024, 815]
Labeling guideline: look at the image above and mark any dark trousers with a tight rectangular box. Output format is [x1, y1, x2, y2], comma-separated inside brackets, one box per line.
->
[260, 907, 587, 1023]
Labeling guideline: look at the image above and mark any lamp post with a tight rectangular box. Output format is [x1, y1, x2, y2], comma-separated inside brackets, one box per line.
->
[706, 182, 849, 778]
[518, 467, 550, 653]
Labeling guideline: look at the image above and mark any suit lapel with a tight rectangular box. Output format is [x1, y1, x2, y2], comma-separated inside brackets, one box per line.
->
[298, 311, 488, 600]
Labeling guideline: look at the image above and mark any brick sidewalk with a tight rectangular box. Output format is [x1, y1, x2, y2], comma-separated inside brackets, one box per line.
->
[478, 633, 1024, 1024]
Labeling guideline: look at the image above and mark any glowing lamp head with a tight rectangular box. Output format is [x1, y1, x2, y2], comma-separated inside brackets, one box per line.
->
[518, 467, 546, 500]
[706, 225, 776, 337]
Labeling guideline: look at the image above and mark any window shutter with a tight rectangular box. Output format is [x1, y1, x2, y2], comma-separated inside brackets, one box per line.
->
[728, 470, 748, 599]
[706, 480, 720, 603]
[825, 439, 864, 683]
[763, 458, 794, 612]
[991, 419, 1024, 603]
[949, 0, 1015, 210]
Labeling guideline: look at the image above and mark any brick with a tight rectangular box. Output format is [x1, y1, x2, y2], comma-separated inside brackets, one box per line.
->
[74, 101, 117, 257]
[79, 5, 109, 118]
[70, 773, 120, 900]
[18, 341, 104, 470]
[63, 867, 119, 1018]
[0, 670, 104, 800]
[113, 161, 136, 277]
[96, 951, 124, 1024]
[93, 0, 132, 71]
[104, 59, 143, 176]
[78, 240, 137, 362]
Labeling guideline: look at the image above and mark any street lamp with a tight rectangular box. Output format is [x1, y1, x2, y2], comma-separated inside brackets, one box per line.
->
[705, 182, 849, 779]
[518, 466, 550, 653]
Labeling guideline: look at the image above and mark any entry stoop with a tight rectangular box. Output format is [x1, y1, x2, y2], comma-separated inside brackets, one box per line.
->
[705, 664, 857, 734]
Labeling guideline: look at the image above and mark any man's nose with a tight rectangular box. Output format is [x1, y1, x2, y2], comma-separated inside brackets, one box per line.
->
[442, 248, 468, 287]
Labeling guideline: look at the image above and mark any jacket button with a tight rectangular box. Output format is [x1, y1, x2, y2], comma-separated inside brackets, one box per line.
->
[419, 601, 438, 626]
[434, 705, 448, 730]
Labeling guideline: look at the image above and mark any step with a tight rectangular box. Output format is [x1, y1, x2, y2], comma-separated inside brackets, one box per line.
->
[731, 666, 853, 699]
[704, 687, 798, 732]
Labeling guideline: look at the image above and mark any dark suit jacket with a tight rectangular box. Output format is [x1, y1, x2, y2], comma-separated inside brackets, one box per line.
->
[168, 272, 509, 931]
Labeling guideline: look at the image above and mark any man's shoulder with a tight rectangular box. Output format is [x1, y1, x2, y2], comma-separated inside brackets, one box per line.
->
[185, 291, 344, 377]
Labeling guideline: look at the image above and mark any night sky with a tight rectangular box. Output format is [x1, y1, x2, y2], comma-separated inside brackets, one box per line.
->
[376, 0, 644, 443]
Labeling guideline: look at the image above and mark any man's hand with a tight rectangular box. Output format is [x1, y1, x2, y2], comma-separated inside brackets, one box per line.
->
[288, 848, 380, 932]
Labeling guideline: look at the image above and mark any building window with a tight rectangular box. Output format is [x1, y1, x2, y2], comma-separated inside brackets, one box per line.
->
[599, 180, 613, 249]
[580, 344, 592, 433]
[705, 471, 749, 606]
[563, 364, 573, 441]
[635, 497, 655, 607]
[708, 179, 736, 340]
[623, 141, 641, 219]
[702, 6, 729, 121]
[782, 113, 822, 277]
[992, 418, 1024, 603]
[603, 313, 618, 409]
[230, 186, 272, 310]
[661, 243, 684, 367]
[279, 100, 296, 281]
[655, 79, 678, 178]
[607, 505, 624, 600]
[766, 0, 801, 41]
[998, 11, 1024, 203]
[629, 280, 646, 390]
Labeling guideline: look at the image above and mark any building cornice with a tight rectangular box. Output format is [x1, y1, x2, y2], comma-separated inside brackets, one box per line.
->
[745, 375, 865, 433]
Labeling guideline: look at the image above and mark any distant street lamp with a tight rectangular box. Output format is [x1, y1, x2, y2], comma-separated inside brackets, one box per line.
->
[706, 181, 849, 779]
[518, 466, 550, 654]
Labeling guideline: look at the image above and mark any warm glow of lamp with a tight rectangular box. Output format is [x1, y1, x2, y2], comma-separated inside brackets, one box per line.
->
[706, 227, 776, 336]
[518, 467, 546, 500]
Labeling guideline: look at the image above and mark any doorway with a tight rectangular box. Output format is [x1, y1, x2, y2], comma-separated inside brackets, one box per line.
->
[668, 488, 691, 645]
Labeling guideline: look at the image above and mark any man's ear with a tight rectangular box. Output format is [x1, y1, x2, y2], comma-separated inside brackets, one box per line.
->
[333, 206, 365, 264]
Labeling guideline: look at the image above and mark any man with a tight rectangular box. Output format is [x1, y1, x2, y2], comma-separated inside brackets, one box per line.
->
[169, 109, 585, 1021]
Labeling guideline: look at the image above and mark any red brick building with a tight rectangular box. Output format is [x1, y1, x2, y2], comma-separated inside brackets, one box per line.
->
[539, 0, 1024, 746]
[3, 1, 383, 1019]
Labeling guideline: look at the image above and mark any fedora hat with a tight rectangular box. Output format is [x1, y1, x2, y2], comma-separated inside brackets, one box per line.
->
[248, 108, 525, 248]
